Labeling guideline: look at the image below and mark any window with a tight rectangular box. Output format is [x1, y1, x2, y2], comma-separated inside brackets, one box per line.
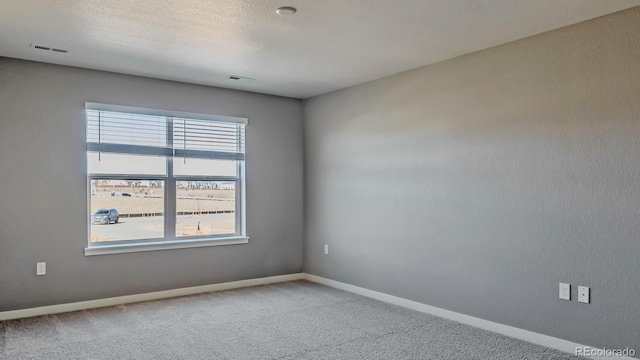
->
[86, 103, 247, 254]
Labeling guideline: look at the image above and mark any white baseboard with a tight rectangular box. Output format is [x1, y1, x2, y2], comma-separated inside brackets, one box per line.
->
[1, 272, 635, 359]
[0, 273, 305, 321]
[304, 274, 637, 360]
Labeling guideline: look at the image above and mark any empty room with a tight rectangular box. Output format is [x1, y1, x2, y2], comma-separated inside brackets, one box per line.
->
[1, 1, 639, 359]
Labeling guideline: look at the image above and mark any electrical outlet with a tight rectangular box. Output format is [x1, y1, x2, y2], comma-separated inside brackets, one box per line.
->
[324, 244, 329, 255]
[559, 283, 570, 300]
[36, 262, 46, 276]
[578, 286, 590, 304]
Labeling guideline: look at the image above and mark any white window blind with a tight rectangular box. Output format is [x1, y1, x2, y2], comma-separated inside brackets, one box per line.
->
[86, 110, 171, 156]
[86, 107, 246, 161]
[174, 117, 245, 160]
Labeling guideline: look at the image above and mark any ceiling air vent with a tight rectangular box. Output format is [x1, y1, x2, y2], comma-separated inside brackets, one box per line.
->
[228, 75, 255, 82]
[30, 43, 69, 53]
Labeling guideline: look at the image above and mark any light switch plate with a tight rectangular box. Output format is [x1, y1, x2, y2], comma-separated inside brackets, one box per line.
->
[559, 283, 570, 300]
[578, 286, 590, 303]
[324, 244, 329, 255]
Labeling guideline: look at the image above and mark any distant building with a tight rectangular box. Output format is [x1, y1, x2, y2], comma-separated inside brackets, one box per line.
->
[217, 182, 235, 190]
[96, 179, 127, 186]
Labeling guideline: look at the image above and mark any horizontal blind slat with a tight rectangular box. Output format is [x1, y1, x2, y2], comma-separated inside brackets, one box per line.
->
[87, 143, 173, 156]
[174, 149, 245, 161]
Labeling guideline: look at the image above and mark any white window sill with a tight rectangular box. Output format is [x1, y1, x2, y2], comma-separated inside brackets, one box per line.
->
[84, 236, 249, 256]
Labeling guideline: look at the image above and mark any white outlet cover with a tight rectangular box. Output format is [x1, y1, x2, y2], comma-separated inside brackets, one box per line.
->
[578, 286, 590, 303]
[324, 244, 329, 255]
[36, 262, 46, 276]
[559, 283, 570, 300]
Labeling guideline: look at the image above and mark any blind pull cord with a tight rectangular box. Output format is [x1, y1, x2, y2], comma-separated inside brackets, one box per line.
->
[98, 111, 101, 161]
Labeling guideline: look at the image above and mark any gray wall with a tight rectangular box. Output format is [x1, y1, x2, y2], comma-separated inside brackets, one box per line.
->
[304, 8, 640, 351]
[0, 58, 304, 311]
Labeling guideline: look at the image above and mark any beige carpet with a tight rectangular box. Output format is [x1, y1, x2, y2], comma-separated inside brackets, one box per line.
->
[0, 280, 581, 359]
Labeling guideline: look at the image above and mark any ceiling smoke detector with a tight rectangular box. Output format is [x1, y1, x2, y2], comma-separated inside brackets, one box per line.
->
[276, 6, 297, 16]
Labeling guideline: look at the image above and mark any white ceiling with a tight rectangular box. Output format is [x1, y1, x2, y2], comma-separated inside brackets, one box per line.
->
[0, 1, 638, 99]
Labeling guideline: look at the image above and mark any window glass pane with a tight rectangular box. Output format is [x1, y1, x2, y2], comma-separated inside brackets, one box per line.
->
[90, 179, 164, 242]
[176, 181, 236, 237]
[88, 153, 166, 176]
[173, 158, 236, 177]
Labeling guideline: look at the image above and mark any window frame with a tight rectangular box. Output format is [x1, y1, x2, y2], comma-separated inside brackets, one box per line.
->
[85, 103, 248, 256]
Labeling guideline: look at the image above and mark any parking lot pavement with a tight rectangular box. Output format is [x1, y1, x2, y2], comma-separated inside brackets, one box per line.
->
[90, 213, 235, 242]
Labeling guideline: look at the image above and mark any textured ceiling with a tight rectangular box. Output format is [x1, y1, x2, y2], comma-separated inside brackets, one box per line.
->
[0, 0, 638, 98]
